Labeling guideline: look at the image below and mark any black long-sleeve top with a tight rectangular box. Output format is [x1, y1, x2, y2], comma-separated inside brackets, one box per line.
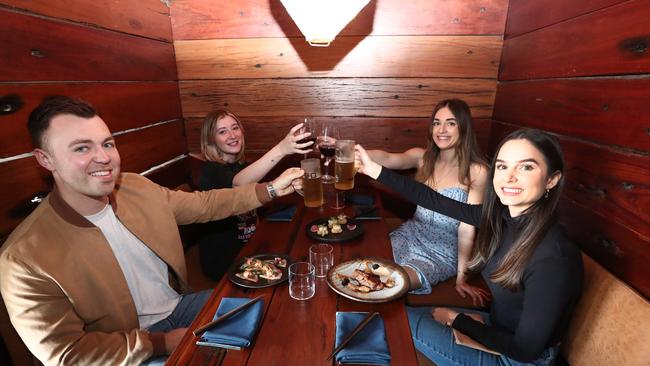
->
[378, 168, 583, 362]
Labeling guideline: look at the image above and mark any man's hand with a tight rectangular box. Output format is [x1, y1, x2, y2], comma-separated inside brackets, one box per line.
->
[354, 144, 383, 179]
[271, 167, 305, 197]
[164, 328, 188, 354]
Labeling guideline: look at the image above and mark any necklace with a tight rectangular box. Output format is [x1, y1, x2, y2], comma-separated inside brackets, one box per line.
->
[430, 162, 458, 191]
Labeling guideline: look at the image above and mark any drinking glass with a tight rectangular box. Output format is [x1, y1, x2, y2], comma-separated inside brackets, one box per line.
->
[309, 244, 334, 278]
[297, 117, 316, 158]
[334, 139, 356, 191]
[300, 158, 323, 208]
[289, 262, 315, 300]
[317, 124, 338, 184]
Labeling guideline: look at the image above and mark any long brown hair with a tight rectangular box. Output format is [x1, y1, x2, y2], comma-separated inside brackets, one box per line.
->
[468, 129, 565, 290]
[200, 110, 246, 163]
[416, 99, 486, 188]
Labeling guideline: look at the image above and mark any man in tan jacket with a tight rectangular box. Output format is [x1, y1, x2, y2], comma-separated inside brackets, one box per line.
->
[0, 96, 304, 365]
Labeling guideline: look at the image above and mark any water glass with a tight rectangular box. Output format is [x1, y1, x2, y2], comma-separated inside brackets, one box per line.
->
[289, 262, 315, 300]
[309, 244, 334, 278]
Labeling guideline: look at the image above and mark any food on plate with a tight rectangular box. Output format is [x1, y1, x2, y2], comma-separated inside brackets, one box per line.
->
[236, 256, 285, 283]
[316, 224, 329, 237]
[312, 214, 355, 237]
[330, 223, 343, 234]
[336, 263, 395, 293]
[364, 260, 391, 277]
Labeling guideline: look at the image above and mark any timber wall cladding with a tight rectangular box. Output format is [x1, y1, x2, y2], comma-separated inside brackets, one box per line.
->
[492, 0, 650, 297]
[0, 1, 185, 241]
[171, 0, 508, 158]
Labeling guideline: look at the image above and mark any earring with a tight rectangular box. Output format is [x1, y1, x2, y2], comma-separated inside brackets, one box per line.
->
[545, 189, 550, 198]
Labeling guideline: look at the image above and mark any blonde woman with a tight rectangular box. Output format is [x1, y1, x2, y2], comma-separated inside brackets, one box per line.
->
[197, 110, 312, 281]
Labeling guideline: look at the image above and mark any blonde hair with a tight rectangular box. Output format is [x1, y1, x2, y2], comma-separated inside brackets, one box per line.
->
[200, 110, 246, 163]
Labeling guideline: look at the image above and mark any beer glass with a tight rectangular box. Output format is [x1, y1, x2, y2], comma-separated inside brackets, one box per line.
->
[334, 140, 356, 190]
[300, 158, 324, 208]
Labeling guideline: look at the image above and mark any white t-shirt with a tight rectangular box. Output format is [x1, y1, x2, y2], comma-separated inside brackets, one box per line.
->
[85, 204, 181, 329]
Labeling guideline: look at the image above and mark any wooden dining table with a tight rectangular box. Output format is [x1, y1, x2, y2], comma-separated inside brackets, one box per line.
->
[167, 179, 419, 366]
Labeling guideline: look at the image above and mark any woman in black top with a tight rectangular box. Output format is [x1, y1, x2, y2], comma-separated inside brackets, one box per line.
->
[197, 110, 312, 281]
[355, 129, 583, 365]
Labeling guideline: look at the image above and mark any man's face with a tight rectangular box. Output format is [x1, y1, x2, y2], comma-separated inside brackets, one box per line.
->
[36, 114, 121, 212]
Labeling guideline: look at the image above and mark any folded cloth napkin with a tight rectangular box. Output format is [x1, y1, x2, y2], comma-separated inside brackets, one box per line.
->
[264, 204, 297, 222]
[347, 194, 375, 206]
[200, 297, 264, 348]
[335, 312, 391, 365]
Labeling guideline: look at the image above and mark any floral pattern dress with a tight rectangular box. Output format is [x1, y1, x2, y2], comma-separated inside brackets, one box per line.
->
[389, 187, 468, 294]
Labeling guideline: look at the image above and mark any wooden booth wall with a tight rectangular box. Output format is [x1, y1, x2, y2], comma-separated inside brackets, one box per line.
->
[171, 0, 508, 160]
[0, 1, 187, 244]
[492, 0, 650, 297]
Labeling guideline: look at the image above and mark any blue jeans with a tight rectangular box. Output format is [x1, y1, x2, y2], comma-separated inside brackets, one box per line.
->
[141, 290, 213, 366]
[407, 307, 559, 366]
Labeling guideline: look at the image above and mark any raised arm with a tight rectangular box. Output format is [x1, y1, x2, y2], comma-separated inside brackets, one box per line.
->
[455, 163, 491, 306]
[366, 148, 424, 170]
[232, 123, 312, 186]
[355, 144, 482, 227]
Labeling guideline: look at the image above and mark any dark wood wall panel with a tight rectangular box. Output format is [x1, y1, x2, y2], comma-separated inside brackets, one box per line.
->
[0, 8, 177, 82]
[0, 82, 181, 158]
[185, 117, 492, 159]
[179, 79, 496, 118]
[0, 121, 186, 240]
[175, 36, 501, 79]
[500, 0, 650, 80]
[171, 0, 507, 40]
[493, 77, 650, 151]
[505, 0, 625, 37]
[559, 201, 650, 297]
[0, 0, 172, 41]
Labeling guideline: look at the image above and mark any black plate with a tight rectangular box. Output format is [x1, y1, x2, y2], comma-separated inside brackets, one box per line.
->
[305, 217, 364, 243]
[228, 253, 292, 288]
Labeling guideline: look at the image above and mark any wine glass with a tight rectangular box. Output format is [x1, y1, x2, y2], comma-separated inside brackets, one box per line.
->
[317, 123, 338, 183]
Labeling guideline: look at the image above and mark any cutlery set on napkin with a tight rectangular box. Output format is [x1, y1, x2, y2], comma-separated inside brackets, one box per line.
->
[195, 297, 391, 365]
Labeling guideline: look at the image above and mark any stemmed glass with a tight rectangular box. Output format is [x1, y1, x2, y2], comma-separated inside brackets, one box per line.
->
[317, 123, 338, 183]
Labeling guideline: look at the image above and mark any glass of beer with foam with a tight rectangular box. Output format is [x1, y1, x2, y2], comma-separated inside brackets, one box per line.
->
[300, 158, 324, 207]
[334, 140, 356, 190]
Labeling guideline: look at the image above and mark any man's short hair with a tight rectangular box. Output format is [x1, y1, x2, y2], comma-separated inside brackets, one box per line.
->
[28, 96, 98, 149]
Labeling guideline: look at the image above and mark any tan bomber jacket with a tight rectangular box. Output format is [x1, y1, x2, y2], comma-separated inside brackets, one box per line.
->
[0, 173, 270, 365]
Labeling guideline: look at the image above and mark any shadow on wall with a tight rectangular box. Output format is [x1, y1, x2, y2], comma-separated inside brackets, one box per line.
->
[269, 0, 377, 71]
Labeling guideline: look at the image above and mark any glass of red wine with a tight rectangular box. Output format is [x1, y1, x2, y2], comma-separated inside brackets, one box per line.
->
[297, 117, 316, 158]
[317, 123, 338, 183]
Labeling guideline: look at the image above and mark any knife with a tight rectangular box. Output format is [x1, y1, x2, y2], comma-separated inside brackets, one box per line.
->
[193, 295, 264, 337]
[325, 311, 379, 361]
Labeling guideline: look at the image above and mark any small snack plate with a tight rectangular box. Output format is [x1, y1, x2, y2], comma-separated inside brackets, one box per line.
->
[305, 217, 364, 243]
[228, 253, 292, 289]
[326, 257, 409, 303]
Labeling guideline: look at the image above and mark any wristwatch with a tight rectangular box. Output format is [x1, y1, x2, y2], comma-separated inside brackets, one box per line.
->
[266, 183, 277, 199]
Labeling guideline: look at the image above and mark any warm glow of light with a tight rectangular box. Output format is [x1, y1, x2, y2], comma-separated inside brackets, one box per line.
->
[280, 0, 370, 47]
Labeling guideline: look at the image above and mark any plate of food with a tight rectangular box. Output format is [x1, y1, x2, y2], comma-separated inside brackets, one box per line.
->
[326, 257, 409, 303]
[228, 253, 291, 288]
[305, 213, 364, 243]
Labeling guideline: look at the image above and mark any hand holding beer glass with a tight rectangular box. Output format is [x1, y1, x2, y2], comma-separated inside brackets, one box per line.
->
[334, 140, 356, 191]
[300, 158, 324, 207]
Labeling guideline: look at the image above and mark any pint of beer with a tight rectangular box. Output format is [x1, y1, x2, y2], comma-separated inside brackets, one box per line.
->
[301, 158, 324, 207]
[334, 140, 356, 191]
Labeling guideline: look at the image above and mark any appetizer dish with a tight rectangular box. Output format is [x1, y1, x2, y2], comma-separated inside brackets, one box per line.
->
[306, 214, 363, 243]
[326, 257, 409, 303]
[235, 256, 287, 283]
[229, 254, 291, 288]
